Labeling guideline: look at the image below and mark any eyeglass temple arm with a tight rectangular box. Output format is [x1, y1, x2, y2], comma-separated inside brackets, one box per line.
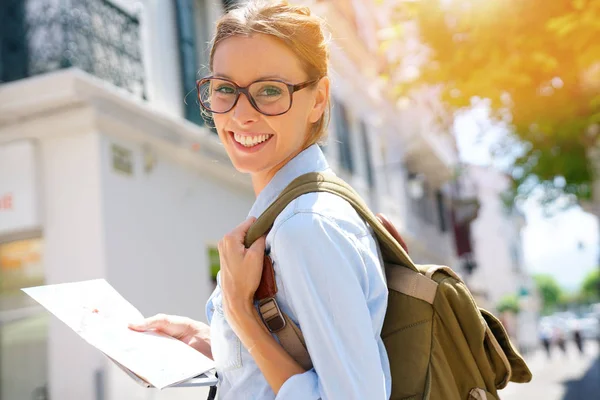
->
[292, 79, 320, 92]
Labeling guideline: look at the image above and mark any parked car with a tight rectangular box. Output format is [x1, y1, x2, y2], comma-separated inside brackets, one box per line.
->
[576, 313, 600, 340]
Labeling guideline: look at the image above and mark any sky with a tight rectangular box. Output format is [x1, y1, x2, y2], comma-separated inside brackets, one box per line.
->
[455, 110, 599, 292]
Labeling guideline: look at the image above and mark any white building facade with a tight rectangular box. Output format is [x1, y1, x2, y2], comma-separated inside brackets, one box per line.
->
[464, 165, 539, 353]
[0, 1, 459, 399]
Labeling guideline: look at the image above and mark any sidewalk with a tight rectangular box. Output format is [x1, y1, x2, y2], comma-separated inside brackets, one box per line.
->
[499, 340, 599, 399]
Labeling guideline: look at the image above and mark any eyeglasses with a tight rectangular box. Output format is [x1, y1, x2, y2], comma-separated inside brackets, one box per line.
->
[196, 77, 320, 116]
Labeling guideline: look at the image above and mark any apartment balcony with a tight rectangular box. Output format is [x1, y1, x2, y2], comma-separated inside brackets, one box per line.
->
[380, 177, 457, 266]
[405, 210, 456, 265]
[1, 0, 145, 98]
[384, 87, 459, 189]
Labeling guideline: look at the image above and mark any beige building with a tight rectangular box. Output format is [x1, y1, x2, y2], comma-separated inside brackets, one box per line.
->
[460, 165, 539, 353]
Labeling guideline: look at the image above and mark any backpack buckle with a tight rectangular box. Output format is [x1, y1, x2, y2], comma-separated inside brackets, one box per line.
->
[258, 298, 286, 333]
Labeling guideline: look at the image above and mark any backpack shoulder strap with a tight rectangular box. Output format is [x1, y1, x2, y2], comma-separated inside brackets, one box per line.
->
[246, 172, 418, 370]
[246, 172, 418, 271]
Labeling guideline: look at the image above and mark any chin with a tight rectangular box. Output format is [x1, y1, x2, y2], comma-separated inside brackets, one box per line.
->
[220, 131, 276, 174]
[224, 150, 261, 172]
[230, 158, 270, 175]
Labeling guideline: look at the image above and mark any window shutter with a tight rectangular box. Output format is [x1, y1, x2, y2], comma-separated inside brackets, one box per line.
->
[359, 120, 375, 187]
[1, 0, 28, 83]
[175, 0, 203, 125]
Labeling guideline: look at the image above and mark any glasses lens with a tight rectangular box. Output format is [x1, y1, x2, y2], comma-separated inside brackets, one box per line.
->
[198, 79, 237, 113]
[249, 81, 291, 115]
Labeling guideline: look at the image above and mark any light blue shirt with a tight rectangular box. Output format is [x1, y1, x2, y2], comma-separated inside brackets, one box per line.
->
[206, 144, 391, 399]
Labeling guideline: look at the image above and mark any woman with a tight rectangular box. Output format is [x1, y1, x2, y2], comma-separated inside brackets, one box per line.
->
[129, 1, 390, 398]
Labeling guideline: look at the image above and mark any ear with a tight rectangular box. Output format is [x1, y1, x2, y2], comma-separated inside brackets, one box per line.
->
[308, 77, 330, 124]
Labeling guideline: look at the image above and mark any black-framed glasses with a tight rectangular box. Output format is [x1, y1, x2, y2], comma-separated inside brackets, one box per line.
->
[196, 76, 320, 116]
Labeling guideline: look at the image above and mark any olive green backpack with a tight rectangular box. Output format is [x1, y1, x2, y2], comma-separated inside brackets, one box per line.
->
[245, 172, 532, 400]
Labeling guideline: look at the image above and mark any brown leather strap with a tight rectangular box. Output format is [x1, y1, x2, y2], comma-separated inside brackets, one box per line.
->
[254, 255, 277, 301]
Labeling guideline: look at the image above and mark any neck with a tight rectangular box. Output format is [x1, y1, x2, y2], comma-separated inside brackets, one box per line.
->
[250, 146, 306, 196]
[251, 169, 278, 197]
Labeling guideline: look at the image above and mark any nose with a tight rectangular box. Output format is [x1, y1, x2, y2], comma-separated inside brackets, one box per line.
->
[231, 93, 260, 125]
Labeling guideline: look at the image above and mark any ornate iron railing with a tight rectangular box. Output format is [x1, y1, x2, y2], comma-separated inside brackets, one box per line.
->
[1, 0, 145, 98]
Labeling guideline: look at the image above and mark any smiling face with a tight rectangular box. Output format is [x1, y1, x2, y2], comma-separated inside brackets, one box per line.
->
[210, 34, 329, 187]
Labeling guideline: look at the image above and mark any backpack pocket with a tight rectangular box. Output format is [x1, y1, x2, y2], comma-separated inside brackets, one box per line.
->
[468, 388, 497, 400]
[382, 289, 434, 400]
[480, 309, 532, 387]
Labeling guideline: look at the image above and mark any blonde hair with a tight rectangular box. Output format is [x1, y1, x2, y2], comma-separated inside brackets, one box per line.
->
[209, 0, 331, 146]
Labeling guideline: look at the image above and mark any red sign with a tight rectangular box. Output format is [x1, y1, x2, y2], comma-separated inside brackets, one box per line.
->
[0, 193, 13, 210]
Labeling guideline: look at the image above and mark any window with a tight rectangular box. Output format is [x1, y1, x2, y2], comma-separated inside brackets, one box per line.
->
[194, 0, 211, 73]
[407, 171, 435, 226]
[359, 120, 374, 187]
[424, 185, 436, 226]
[418, 182, 434, 225]
[175, 0, 203, 126]
[0, 0, 27, 83]
[436, 190, 448, 232]
[333, 100, 354, 174]
[1, 238, 49, 400]
[510, 244, 521, 273]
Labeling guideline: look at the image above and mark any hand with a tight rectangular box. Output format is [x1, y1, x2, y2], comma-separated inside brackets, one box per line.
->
[218, 217, 266, 322]
[128, 314, 213, 360]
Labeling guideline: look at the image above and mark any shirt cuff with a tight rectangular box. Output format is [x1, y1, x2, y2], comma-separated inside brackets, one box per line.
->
[276, 369, 320, 400]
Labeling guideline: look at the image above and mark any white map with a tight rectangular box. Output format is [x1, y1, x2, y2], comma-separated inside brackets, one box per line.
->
[22, 279, 215, 389]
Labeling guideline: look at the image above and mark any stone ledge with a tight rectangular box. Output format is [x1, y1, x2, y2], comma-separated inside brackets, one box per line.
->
[0, 68, 252, 192]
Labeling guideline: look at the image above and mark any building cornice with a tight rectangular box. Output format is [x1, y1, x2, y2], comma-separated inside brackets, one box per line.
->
[0, 69, 252, 192]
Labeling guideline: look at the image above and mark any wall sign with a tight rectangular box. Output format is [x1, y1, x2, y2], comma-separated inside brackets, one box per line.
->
[111, 143, 134, 176]
[0, 140, 41, 236]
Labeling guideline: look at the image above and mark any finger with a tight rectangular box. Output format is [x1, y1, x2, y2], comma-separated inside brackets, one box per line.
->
[247, 235, 266, 261]
[231, 217, 257, 244]
[128, 313, 169, 332]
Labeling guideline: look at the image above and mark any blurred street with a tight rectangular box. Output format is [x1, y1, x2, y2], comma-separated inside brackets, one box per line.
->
[500, 341, 599, 400]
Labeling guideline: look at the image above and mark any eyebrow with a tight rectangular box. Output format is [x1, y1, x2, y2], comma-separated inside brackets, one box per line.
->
[213, 73, 291, 82]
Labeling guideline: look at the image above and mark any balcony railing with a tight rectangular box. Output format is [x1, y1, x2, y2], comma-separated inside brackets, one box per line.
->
[1, 0, 145, 98]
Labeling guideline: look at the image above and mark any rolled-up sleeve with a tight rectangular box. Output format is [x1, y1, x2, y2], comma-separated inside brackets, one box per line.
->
[271, 211, 388, 400]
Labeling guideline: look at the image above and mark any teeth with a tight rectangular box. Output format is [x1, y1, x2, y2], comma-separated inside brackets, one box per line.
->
[233, 133, 272, 147]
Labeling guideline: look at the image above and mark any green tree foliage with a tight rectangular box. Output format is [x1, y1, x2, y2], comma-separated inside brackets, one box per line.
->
[580, 268, 600, 302]
[496, 294, 521, 314]
[380, 0, 600, 204]
[533, 274, 564, 313]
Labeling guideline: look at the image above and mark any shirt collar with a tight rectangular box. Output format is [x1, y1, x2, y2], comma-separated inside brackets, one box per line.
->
[248, 144, 331, 218]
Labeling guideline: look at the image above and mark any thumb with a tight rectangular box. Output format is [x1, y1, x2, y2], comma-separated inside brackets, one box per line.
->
[128, 313, 169, 332]
[235, 217, 257, 245]
[128, 322, 148, 332]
